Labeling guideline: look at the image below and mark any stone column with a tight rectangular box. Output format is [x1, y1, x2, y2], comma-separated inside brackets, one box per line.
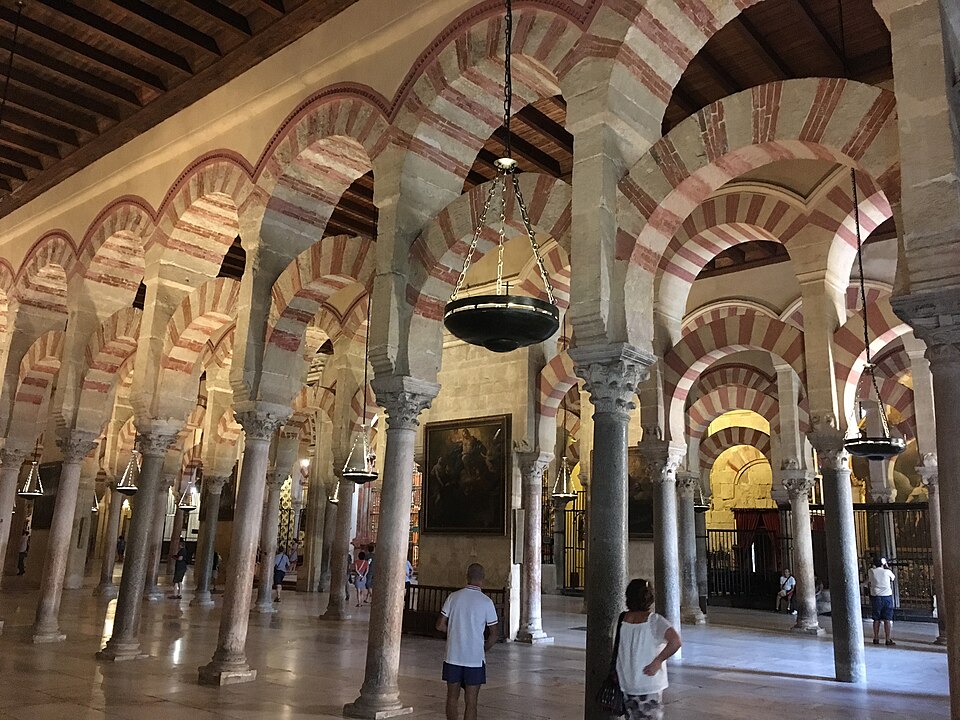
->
[199, 404, 287, 685]
[31, 432, 99, 642]
[322, 474, 355, 617]
[255, 470, 284, 613]
[95, 484, 124, 597]
[641, 439, 685, 631]
[781, 462, 824, 635]
[319, 494, 338, 592]
[298, 477, 327, 593]
[569, 345, 650, 720]
[0, 447, 27, 586]
[64, 472, 97, 590]
[191, 475, 227, 607]
[143, 475, 173, 601]
[676, 471, 706, 625]
[98, 427, 178, 661]
[916, 455, 946, 644]
[809, 419, 865, 683]
[516, 449, 554, 643]
[344, 377, 437, 719]
[166, 503, 186, 577]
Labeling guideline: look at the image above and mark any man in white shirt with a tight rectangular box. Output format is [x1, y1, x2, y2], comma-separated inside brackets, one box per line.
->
[867, 556, 897, 645]
[776, 569, 796, 613]
[436, 563, 499, 720]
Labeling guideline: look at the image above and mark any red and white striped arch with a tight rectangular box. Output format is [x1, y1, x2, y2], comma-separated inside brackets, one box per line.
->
[407, 174, 571, 323]
[663, 312, 806, 442]
[682, 301, 779, 335]
[215, 409, 243, 449]
[686, 386, 779, 440]
[75, 307, 142, 433]
[14, 232, 77, 316]
[832, 298, 910, 426]
[350, 384, 379, 434]
[8, 330, 63, 446]
[877, 377, 916, 441]
[77, 199, 154, 303]
[199, 324, 235, 372]
[392, 6, 578, 224]
[693, 363, 776, 399]
[0, 259, 14, 335]
[617, 79, 898, 346]
[514, 242, 571, 310]
[162, 278, 240, 376]
[700, 426, 772, 475]
[153, 157, 257, 279]
[537, 350, 577, 420]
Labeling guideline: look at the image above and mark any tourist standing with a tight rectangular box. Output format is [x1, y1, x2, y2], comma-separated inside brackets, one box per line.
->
[435, 563, 499, 720]
[172, 542, 188, 599]
[352, 551, 370, 606]
[17, 527, 29, 575]
[116, 534, 125, 562]
[614, 579, 682, 720]
[868, 556, 897, 645]
[273, 546, 291, 603]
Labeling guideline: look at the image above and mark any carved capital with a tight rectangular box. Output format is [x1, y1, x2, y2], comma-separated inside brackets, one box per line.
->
[1, 446, 28, 467]
[137, 429, 179, 459]
[571, 344, 653, 418]
[808, 415, 849, 471]
[236, 403, 290, 441]
[925, 342, 960, 371]
[204, 475, 228, 495]
[917, 452, 938, 488]
[371, 376, 439, 430]
[515, 449, 553, 485]
[676, 470, 701, 496]
[639, 440, 685, 486]
[57, 430, 99, 465]
[891, 289, 960, 348]
[265, 470, 285, 490]
[781, 470, 815, 500]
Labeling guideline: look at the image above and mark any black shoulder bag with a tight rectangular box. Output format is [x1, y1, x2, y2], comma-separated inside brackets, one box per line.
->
[595, 612, 627, 715]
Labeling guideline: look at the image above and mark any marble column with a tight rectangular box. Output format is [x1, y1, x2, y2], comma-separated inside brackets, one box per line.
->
[809, 419, 865, 683]
[516, 449, 554, 644]
[143, 475, 173, 601]
[98, 427, 178, 661]
[64, 473, 97, 590]
[916, 456, 946, 644]
[191, 475, 227, 607]
[319, 495, 338, 592]
[255, 470, 284, 613]
[0, 447, 27, 587]
[298, 477, 327, 593]
[641, 439, 684, 631]
[570, 345, 650, 720]
[781, 462, 824, 635]
[166, 503, 186, 578]
[344, 377, 436, 719]
[199, 404, 287, 686]
[95, 484, 123, 598]
[32, 432, 99, 642]
[322, 473, 355, 619]
[676, 471, 706, 625]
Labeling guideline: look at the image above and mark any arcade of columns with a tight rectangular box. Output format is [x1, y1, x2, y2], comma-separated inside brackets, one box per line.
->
[0, 0, 957, 718]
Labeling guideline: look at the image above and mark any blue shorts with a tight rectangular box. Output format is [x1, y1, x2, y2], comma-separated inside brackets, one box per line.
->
[442, 662, 486, 687]
[871, 595, 894, 621]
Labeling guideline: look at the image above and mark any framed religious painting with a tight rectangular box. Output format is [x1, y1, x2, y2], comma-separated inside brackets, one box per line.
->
[422, 414, 511, 535]
[627, 446, 654, 538]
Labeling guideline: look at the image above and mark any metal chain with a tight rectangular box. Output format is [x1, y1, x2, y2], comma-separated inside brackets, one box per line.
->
[450, 176, 502, 300]
[503, 0, 512, 157]
[512, 172, 556, 303]
[496, 168, 507, 294]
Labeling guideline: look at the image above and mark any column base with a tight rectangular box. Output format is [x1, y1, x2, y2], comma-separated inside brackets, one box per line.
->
[791, 623, 826, 636]
[254, 600, 277, 614]
[681, 608, 707, 625]
[343, 700, 413, 719]
[32, 628, 66, 644]
[516, 629, 554, 644]
[198, 662, 257, 686]
[320, 607, 352, 621]
[934, 635, 948, 646]
[144, 588, 165, 602]
[94, 583, 118, 599]
[190, 592, 214, 607]
[97, 641, 146, 662]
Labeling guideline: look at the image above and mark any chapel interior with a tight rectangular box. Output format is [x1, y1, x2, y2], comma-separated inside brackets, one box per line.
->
[0, 0, 957, 718]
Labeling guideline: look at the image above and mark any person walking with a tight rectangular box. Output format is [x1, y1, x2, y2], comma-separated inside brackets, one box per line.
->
[116, 534, 125, 562]
[171, 542, 188, 599]
[351, 551, 370, 606]
[273, 546, 291, 603]
[613, 578, 682, 720]
[435, 563, 499, 720]
[17, 527, 29, 575]
[867, 556, 897, 645]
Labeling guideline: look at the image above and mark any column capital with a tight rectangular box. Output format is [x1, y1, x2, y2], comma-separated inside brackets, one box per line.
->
[514, 446, 553, 485]
[808, 416, 849, 471]
[371, 375, 439, 430]
[639, 440, 685, 486]
[892, 289, 960, 349]
[675, 470, 700, 495]
[570, 343, 654, 418]
[236, 403, 291, 441]
[204, 475, 229, 495]
[926, 341, 960, 370]
[1, 446, 28, 466]
[781, 469, 816, 500]
[57, 430, 98, 464]
[265, 470, 285, 490]
[137, 425, 180, 458]
[917, 452, 938, 487]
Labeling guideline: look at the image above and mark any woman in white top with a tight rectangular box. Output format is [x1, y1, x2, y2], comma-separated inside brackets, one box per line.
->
[615, 579, 682, 720]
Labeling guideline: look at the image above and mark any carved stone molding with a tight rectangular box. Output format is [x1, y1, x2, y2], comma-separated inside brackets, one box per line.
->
[676, 470, 701, 496]
[204, 476, 229, 495]
[57, 430, 99, 465]
[371, 376, 439, 430]
[639, 440, 685, 486]
[236, 404, 290, 441]
[138, 430, 179, 459]
[1, 447, 28, 467]
[808, 415, 849, 472]
[571, 343, 653, 418]
[782, 472, 816, 500]
[515, 450, 553, 485]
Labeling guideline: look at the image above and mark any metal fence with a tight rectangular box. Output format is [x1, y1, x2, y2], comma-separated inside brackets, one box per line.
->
[402, 584, 507, 641]
[562, 489, 587, 592]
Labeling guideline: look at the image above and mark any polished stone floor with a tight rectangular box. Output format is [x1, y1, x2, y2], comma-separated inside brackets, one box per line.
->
[0, 569, 949, 719]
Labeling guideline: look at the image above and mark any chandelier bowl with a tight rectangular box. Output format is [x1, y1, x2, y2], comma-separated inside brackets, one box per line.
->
[343, 469, 378, 485]
[443, 294, 559, 353]
[844, 435, 906, 462]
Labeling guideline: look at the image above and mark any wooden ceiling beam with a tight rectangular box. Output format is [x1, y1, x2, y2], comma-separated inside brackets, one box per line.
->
[491, 128, 563, 176]
[736, 16, 794, 78]
[325, 213, 375, 238]
[105, 0, 223, 56]
[0, 160, 27, 182]
[0, 6, 168, 90]
[794, 0, 845, 72]
[5, 86, 101, 134]
[671, 85, 703, 116]
[36, 0, 194, 73]
[0, 37, 142, 106]
[698, 48, 741, 95]
[0, 143, 43, 170]
[0, 126, 61, 159]
[8, 66, 122, 121]
[515, 105, 571, 153]
[1, 106, 79, 146]
[182, 1, 252, 37]
[256, 0, 287, 18]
